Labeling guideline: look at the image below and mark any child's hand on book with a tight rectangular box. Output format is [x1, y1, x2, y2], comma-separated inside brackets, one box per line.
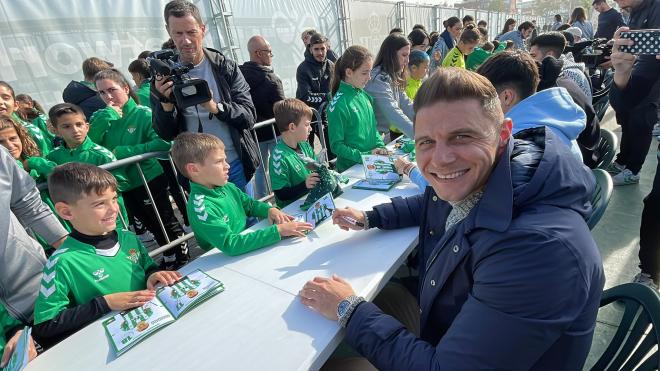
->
[371, 148, 390, 156]
[305, 172, 320, 189]
[147, 270, 183, 290]
[277, 221, 314, 238]
[104, 290, 156, 311]
[268, 207, 293, 225]
[0, 329, 37, 367]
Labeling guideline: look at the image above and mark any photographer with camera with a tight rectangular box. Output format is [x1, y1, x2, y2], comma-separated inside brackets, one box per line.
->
[151, 0, 258, 194]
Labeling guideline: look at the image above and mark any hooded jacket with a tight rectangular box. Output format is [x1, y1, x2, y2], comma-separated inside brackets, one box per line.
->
[295, 49, 333, 113]
[347, 127, 603, 370]
[239, 61, 286, 141]
[0, 148, 68, 324]
[506, 87, 586, 162]
[62, 80, 106, 122]
[151, 47, 260, 182]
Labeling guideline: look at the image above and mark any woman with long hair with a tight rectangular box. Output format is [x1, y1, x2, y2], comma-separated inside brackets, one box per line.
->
[364, 34, 414, 141]
[497, 18, 516, 39]
[429, 16, 463, 72]
[569, 7, 594, 40]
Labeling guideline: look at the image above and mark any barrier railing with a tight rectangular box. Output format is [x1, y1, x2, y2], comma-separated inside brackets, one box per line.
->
[34, 110, 327, 258]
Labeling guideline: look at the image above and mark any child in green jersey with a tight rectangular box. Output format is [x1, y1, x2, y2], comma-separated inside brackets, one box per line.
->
[269, 98, 320, 208]
[442, 26, 481, 69]
[32, 163, 181, 348]
[171, 133, 313, 256]
[26, 103, 130, 227]
[0, 82, 54, 155]
[327, 45, 388, 172]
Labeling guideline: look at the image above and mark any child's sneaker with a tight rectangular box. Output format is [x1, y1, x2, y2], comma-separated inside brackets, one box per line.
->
[612, 169, 640, 186]
[159, 254, 177, 271]
[604, 161, 624, 175]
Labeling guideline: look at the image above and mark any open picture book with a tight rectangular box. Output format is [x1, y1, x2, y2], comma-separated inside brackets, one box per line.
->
[294, 192, 335, 229]
[102, 269, 224, 356]
[352, 155, 401, 191]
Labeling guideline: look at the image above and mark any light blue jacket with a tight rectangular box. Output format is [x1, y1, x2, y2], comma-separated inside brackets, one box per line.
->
[507, 87, 586, 161]
[364, 66, 414, 138]
[497, 30, 525, 49]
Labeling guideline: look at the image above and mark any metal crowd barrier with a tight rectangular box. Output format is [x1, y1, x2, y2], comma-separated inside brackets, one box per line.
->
[34, 109, 328, 258]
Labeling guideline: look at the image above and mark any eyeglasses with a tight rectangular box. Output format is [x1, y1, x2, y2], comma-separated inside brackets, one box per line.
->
[257, 49, 274, 56]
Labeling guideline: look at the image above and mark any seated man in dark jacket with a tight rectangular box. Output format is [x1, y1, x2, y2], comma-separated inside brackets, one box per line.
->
[62, 57, 111, 121]
[239, 35, 286, 198]
[152, 0, 258, 192]
[301, 68, 604, 370]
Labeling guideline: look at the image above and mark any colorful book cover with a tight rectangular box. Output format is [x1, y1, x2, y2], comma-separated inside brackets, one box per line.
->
[102, 269, 224, 356]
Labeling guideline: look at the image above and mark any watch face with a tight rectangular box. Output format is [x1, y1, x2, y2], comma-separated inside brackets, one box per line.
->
[337, 299, 351, 317]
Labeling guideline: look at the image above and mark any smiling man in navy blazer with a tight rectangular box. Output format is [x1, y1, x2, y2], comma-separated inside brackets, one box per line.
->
[300, 67, 605, 371]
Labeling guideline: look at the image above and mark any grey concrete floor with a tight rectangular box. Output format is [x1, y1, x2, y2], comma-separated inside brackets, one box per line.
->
[583, 107, 659, 370]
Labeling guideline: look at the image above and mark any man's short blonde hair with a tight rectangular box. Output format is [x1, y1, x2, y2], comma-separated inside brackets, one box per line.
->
[414, 68, 503, 130]
[171, 133, 225, 178]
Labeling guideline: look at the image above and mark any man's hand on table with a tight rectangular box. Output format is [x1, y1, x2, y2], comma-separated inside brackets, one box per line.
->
[300, 275, 356, 321]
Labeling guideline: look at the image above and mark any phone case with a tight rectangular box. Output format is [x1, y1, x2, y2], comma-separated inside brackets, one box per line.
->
[619, 30, 660, 55]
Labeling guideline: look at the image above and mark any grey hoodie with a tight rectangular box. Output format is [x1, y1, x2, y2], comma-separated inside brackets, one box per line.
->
[364, 65, 414, 138]
[0, 147, 68, 323]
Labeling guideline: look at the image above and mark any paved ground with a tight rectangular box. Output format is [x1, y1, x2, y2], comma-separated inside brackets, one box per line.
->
[583, 108, 658, 369]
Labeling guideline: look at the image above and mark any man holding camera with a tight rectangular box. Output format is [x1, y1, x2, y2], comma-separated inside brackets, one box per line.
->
[151, 0, 258, 192]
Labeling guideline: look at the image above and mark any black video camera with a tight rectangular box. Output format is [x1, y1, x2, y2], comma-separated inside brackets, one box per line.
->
[147, 49, 211, 108]
[566, 38, 612, 69]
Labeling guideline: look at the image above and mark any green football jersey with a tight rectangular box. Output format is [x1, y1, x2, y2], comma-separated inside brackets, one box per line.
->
[33, 229, 158, 325]
[12, 113, 53, 156]
[269, 140, 316, 208]
[187, 181, 280, 256]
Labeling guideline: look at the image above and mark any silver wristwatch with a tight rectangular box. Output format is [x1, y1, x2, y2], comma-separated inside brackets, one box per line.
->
[337, 295, 365, 328]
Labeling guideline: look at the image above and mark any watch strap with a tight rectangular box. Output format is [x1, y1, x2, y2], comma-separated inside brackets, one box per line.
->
[338, 295, 365, 328]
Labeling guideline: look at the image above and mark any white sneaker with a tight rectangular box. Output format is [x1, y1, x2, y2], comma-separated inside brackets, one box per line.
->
[612, 169, 640, 186]
[632, 272, 659, 291]
[604, 161, 625, 175]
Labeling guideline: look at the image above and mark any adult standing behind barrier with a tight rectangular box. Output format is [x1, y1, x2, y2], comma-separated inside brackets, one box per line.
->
[296, 32, 334, 159]
[593, 0, 626, 40]
[0, 147, 66, 363]
[497, 21, 536, 50]
[429, 17, 463, 73]
[301, 68, 604, 370]
[607, 0, 660, 186]
[62, 57, 112, 123]
[239, 35, 286, 198]
[364, 34, 414, 141]
[610, 24, 660, 288]
[90, 69, 189, 269]
[496, 18, 517, 39]
[552, 14, 563, 31]
[151, 0, 259, 191]
[570, 7, 595, 40]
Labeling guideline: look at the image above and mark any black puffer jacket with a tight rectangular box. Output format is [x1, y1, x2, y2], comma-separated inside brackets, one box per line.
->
[239, 61, 285, 141]
[295, 49, 333, 112]
[62, 81, 106, 121]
